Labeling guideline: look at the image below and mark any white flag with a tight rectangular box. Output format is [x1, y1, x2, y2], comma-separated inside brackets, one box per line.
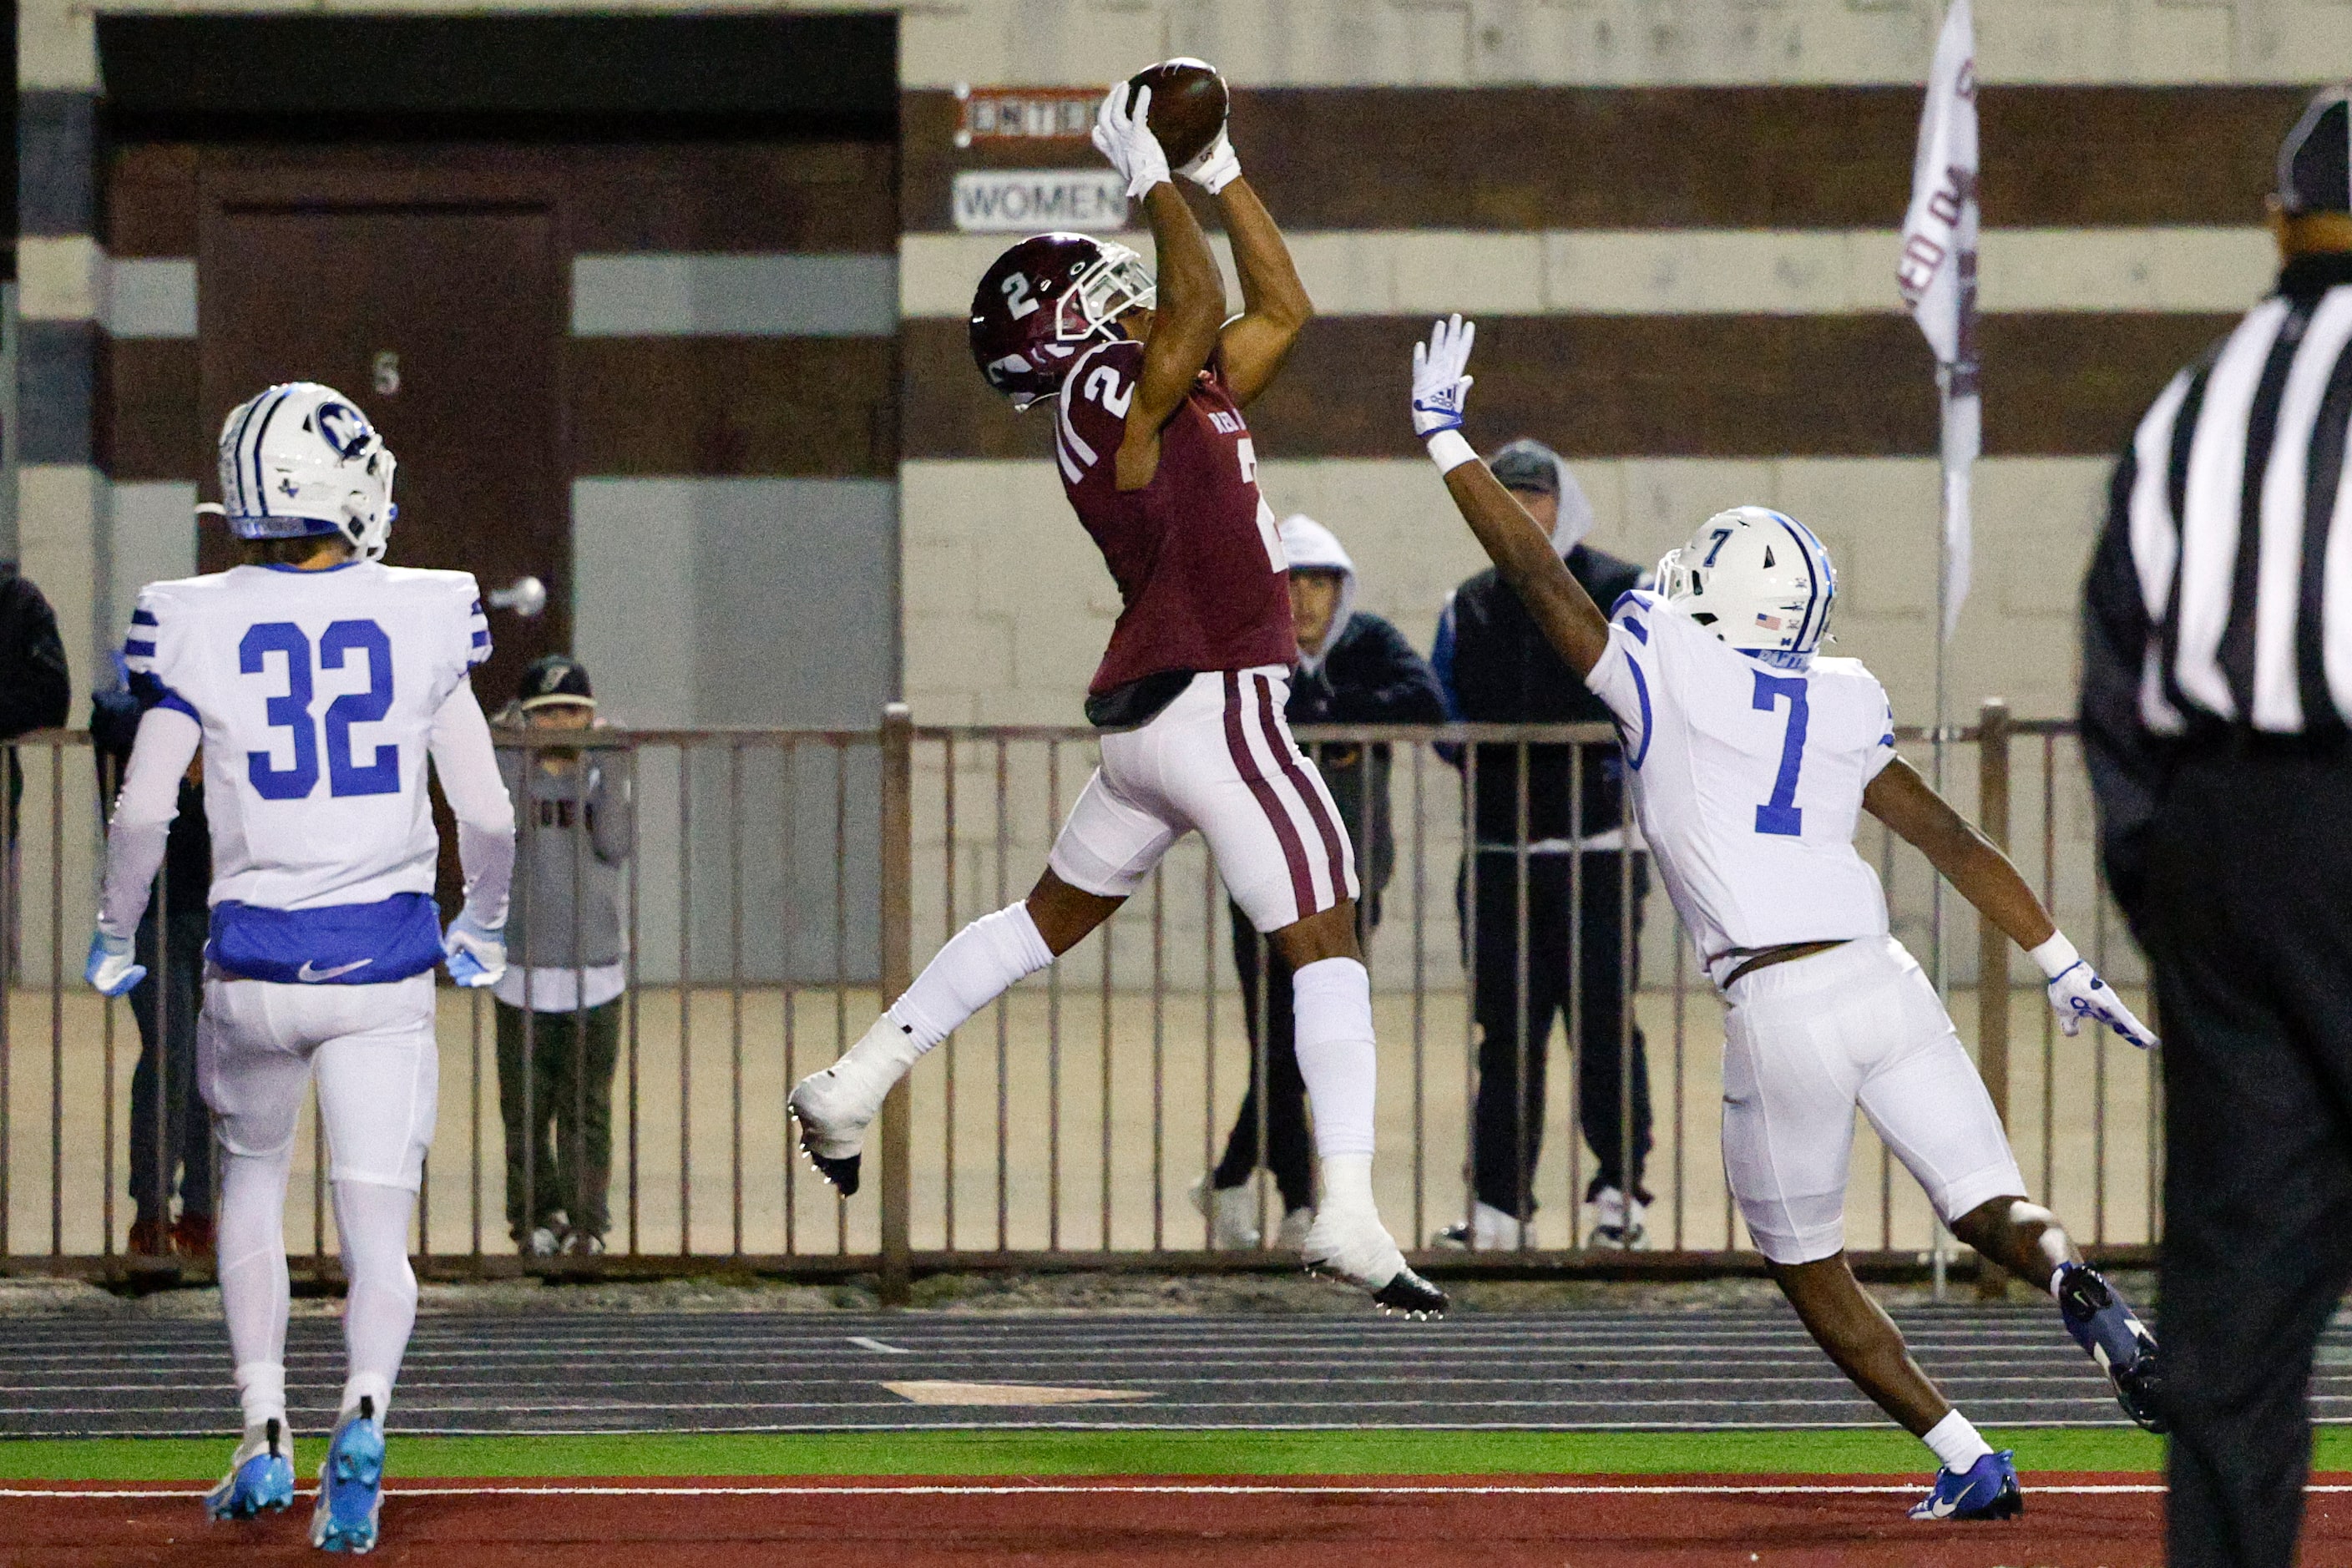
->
[1897, 0, 1979, 642]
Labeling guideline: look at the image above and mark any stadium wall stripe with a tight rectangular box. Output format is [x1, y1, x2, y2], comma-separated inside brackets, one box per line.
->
[569, 337, 899, 478]
[903, 228, 2278, 320]
[104, 140, 902, 260]
[902, 86, 2312, 235]
[902, 314, 2233, 462]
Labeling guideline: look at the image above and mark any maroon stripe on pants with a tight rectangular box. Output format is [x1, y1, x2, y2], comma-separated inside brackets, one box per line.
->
[1255, 674, 1352, 909]
[1222, 670, 1315, 923]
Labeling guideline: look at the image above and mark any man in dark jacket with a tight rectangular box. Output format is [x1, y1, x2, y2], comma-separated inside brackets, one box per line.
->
[3, 570, 72, 986]
[1431, 439, 1652, 1249]
[1195, 513, 1447, 1248]
[93, 675, 215, 1259]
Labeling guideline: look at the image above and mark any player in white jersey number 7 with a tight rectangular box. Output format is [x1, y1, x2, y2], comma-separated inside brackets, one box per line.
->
[87, 382, 517, 1555]
[1411, 316, 2162, 1522]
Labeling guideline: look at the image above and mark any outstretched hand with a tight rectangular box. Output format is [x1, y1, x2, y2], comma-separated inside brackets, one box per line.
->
[1092, 83, 1171, 200]
[1410, 315, 1475, 437]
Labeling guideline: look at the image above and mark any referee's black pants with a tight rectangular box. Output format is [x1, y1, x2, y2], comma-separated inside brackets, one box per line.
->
[2147, 748, 2352, 1568]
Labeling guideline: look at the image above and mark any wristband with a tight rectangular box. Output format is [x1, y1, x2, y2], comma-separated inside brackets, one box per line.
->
[1424, 430, 1476, 474]
[2029, 931, 2081, 981]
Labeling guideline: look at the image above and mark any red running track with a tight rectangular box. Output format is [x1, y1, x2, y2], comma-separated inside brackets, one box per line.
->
[12, 1474, 2352, 1566]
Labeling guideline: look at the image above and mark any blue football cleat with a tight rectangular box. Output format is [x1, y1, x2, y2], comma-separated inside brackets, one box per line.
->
[1909, 1449, 2022, 1520]
[2057, 1262, 2167, 1433]
[205, 1418, 296, 1520]
[310, 1398, 386, 1554]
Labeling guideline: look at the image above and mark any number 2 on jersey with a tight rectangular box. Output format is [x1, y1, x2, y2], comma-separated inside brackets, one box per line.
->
[1751, 670, 1808, 836]
[239, 620, 399, 800]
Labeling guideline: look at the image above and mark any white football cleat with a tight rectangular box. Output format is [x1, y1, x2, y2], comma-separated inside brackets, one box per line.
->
[1586, 1187, 1648, 1250]
[788, 1015, 917, 1196]
[1430, 1200, 1532, 1252]
[1303, 1206, 1448, 1318]
[1189, 1175, 1262, 1249]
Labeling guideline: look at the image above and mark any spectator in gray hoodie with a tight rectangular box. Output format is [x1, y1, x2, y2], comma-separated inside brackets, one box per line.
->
[493, 655, 632, 1257]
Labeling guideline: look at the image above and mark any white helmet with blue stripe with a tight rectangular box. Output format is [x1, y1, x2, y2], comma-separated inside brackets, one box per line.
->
[1657, 505, 1836, 670]
[215, 382, 397, 561]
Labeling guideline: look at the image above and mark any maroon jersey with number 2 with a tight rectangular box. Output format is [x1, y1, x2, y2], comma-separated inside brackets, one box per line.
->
[1053, 338, 1295, 697]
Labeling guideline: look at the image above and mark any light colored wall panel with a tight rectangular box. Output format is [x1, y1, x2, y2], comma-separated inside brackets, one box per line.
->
[106, 259, 197, 340]
[572, 253, 898, 338]
[104, 483, 197, 658]
[574, 478, 697, 726]
[903, 227, 2277, 320]
[903, 454, 2112, 727]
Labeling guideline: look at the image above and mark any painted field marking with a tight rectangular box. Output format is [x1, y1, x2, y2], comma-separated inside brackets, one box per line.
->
[881, 1382, 1154, 1407]
[846, 1338, 910, 1355]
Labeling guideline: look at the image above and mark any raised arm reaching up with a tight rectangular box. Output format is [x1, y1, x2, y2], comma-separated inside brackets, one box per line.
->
[1091, 83, 1226, 492]
[1176, 124, 1312, 407]
[1413, 316, 1611, 675]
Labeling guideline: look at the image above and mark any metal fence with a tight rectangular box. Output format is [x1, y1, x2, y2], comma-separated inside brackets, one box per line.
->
[1, 703, 2154, 1290]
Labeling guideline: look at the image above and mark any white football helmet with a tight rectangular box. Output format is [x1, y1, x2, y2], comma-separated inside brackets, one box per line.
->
[1656, 505, 1836, 670]
[215, 382, 397, 560]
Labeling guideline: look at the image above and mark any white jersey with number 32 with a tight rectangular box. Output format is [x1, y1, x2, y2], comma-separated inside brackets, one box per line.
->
[122, 560, 489, 913]
[1585, 589, 1899, 987]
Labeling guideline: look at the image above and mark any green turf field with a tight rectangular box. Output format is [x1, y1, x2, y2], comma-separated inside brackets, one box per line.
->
[0, 1425, 2251, 1481]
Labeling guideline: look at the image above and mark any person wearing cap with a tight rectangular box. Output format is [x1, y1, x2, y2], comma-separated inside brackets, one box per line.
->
[1193, 514, 1446, 1248]
[1430, 438, 1652, 1250]
[2080, 85, 2352, 1568]
[493, 654, 633, 1257]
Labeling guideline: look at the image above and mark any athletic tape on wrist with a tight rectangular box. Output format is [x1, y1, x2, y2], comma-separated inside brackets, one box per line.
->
[1424, 430, 1476, 473]
[2029, 931, 2081, 981]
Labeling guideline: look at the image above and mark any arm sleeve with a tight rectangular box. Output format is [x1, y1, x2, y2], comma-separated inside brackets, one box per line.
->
[96, 706, 202, 938]
[2081, 448, 2162, 933]
[1581, 592, 1659, 762]
[1864, 685, 1899, 781]
[427, 678, 517, 929]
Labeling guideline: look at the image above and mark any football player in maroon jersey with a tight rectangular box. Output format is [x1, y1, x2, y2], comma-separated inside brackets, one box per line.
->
[792, 80, 1442, 1317]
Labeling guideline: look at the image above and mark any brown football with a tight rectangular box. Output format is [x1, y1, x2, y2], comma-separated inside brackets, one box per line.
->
[1127, 58, 1228, 169]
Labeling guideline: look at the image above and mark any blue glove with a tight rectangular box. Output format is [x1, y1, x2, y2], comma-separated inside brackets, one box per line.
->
[442, 911, 507, 989]
[86, 928, 148, 997]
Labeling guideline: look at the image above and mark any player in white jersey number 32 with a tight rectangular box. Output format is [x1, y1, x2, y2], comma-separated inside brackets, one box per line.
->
[1411, 316, 2164, 1522]
[88, 382, 517, 1555]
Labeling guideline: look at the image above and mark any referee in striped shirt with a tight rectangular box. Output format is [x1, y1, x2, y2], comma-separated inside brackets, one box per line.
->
[2081, 86, 2352, 1568]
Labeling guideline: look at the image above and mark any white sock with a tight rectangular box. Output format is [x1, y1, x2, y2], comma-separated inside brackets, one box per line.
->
[218, 1146, 293, 1428]
[2049, 1263, 2070, 1299]
[885, 903, 1055, 1050]
[1292, 956, 1377, 1160]
[235, 1363, 287, 1432]
[1922, 1409, 1993, 1472]
[333, 1180, 417, 1424]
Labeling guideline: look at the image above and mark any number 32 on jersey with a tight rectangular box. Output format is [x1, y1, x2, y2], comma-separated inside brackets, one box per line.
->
[240, 619, 400, 801]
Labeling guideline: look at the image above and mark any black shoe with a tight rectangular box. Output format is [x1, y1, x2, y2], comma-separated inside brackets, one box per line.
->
[2056, 1263, 2166, 1433]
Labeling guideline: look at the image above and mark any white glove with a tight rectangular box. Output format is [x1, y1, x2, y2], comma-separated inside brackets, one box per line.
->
[85, 928, 147, 998]
[1411, 314, 1476, 438]
[1178, 127, 1242, 195]
[443, 910, 508, 989]
[2031, 933, 2157, 1050]
[1091, 82, 1171, 201]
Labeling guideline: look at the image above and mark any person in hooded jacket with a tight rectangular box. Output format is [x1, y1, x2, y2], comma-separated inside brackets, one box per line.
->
[1193, 513, 1448, 1248]
[1431, 438, 1654, 1250]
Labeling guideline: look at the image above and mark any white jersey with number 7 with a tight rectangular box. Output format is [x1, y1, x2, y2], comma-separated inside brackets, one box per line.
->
[1585, 588, 1899, 989]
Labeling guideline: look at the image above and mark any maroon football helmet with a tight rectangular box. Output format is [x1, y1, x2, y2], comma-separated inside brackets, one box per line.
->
[969, 232, 1157, 410]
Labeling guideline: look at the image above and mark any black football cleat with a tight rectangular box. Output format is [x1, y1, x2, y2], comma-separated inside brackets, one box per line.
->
[2056, 1262, 2167, 1433]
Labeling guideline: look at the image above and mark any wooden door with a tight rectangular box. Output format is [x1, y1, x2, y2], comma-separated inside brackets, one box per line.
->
[196, 158, 568, 711]
[198, 156, 569, 913]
